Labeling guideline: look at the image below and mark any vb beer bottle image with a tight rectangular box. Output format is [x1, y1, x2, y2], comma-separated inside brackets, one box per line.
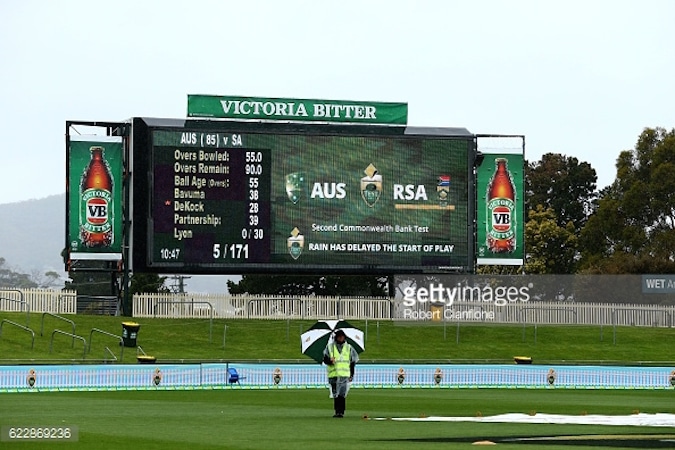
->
[486, 158, 516, 253]
[79, 146, 114, 247]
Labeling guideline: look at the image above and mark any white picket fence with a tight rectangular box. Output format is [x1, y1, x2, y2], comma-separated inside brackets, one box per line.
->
[132, 292, 675, 327]
[132, 293, 393, 320]
[0, 288, 77, 314]
[1, 289, 673, 327]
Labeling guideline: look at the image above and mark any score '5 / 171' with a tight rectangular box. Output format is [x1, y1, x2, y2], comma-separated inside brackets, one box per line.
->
[213, 243, 249, 259]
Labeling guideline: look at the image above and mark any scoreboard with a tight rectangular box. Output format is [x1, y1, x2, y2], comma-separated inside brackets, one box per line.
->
[131, 118, 474, 274]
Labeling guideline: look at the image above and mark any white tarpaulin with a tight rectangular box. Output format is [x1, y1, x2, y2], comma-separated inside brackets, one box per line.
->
[372, 413, 675, 427]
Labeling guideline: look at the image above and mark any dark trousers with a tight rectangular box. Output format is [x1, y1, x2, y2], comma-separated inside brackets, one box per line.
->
[333, 394, 346, 415]
[329, 377, 348, 415]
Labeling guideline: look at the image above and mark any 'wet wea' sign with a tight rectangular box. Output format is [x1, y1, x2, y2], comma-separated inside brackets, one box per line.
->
[642, 275, 675, 293]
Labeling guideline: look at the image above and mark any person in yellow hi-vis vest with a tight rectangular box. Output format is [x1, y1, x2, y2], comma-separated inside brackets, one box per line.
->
[323, 329, 359, 418]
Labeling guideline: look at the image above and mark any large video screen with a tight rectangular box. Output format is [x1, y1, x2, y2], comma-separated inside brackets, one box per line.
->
[133, 120, 473, 274]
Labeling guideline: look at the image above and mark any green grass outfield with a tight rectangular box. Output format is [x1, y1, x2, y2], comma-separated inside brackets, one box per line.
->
[2, 311, 675, 364]
[2, 389, 675, 449]
[3, 312, 675, 448]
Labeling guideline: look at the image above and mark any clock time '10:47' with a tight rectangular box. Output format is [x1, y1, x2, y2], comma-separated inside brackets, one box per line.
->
[159, 248, 181, 260]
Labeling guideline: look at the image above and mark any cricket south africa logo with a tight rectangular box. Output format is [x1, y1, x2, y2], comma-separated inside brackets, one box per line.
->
[437, 175, 450, 207]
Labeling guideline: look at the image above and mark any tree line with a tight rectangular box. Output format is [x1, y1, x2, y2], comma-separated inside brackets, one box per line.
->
[524, 127, 675, 275]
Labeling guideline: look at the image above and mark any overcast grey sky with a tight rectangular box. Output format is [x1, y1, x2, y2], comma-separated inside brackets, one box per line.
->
[1, 0, 673, 205]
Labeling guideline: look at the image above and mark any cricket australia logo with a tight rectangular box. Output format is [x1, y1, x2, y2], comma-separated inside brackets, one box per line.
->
[360, 163, 382, 207]
[285, 172, 305, 204]
[287, 227, 304, 260]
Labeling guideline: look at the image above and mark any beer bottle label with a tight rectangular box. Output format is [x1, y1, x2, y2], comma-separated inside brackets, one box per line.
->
[81, 187, 112, 236]
[487, 197, 514, 242]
